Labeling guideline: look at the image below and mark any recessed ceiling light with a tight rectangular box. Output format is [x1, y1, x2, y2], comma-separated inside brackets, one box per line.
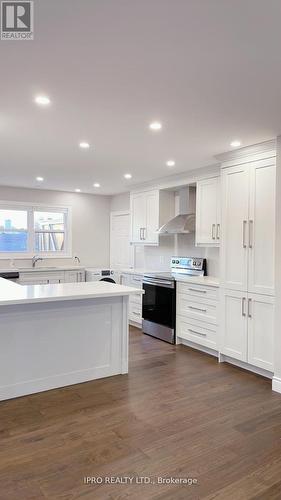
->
[75, 188, 81, 193]
[230, 140, 241, 148]
[149, 121, 162, 131]
[124, 173, 132, 179]
[93, 183, 100, 188]
[79, 142, 90, 149]
[36, 176, 44, 182]
[166, 160, 175, 167]
[34, 95, 50, 106]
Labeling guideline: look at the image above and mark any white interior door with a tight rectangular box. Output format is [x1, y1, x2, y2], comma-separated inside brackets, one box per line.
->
[247, 293, 274, 372]
[221, 289, 248, 362]
[110, 211, 133, 270]
[248, 159, 276, 296]
[221, 164, 249, 291]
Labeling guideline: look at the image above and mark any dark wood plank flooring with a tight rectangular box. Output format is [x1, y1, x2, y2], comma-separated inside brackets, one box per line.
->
[1, 327, 281, 499]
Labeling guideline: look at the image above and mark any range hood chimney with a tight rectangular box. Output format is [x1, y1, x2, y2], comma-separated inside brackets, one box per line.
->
[157, 187, 196, 235]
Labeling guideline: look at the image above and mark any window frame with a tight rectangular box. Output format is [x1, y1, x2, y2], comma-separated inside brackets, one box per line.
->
[0, 201, 72, 259]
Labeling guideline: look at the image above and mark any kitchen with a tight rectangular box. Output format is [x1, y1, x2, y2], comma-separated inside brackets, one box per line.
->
[1, 1, 281, 499]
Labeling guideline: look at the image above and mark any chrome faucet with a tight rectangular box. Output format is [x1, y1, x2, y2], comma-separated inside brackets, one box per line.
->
[74, 256, 81, 264]
[32, 255, 43, 268]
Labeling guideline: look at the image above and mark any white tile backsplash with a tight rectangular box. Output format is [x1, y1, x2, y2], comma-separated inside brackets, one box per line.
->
[134, 234, 220, 277]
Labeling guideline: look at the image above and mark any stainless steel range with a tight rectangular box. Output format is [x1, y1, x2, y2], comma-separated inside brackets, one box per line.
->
[142, 257, 207, 344]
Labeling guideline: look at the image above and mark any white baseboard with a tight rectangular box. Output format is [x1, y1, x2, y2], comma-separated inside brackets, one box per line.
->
[272, 376, 281, 393]
[178, 338, 218, 358]
[221, 354, 273, 380]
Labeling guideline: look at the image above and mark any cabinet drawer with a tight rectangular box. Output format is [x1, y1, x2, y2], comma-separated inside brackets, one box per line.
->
[177, 317, 217, 350]
[177, 294, 217, 325]
[177, 282, 218, 301]
[131, 275, 143, 288]
[129, 302, 142, 323]
[130, 293, 143, 306]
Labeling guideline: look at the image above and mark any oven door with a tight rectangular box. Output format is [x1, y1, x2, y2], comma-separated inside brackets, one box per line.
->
[142, 278, 176, 343]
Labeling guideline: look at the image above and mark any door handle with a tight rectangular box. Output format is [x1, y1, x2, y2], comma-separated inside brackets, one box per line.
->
[248, 298, 252, 318]
[249, 220, 254, 249]
[216, 223, 220, 240]
[242, 297, 246, 317]
[212, 224, 216, 240]
[242, 220, 247, 248]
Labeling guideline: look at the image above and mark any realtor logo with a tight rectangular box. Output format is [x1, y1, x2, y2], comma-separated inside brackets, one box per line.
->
[1, 1, 34, 40]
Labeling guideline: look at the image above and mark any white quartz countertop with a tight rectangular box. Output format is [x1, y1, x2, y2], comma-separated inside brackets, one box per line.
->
[174, 275, 219, 287]
[0, 278, 143, 306]
[0, 265, 85, 274]
[121, 269, 219, 287]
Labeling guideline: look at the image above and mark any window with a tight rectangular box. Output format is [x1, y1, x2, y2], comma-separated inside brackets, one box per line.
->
[0, 209, 28, 253]
[0, 202, 71, 258]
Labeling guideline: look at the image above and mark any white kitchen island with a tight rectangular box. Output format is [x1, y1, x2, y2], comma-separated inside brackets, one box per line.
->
[0, 278, 142, 401]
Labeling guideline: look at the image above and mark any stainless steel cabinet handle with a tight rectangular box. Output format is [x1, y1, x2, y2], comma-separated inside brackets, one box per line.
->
[188, 305, 207, 312]
[249, 220, 254, 249]
[139, 228, 142, 240]
[242, 220, 247, 248]
[212, 224, 216, 240]
[143, 227, 146, 240]
[188, 288, 207, 294]
[188, 328, 207, 337]
[248, 298, 252, 318]
[216, 223, 220, 240]
[242, 297, 246, 317]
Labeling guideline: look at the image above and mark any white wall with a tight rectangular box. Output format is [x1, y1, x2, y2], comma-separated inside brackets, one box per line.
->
[0, 186, 111, 268]
[110, 192, 130, 212]
[274, 136, 281, 384]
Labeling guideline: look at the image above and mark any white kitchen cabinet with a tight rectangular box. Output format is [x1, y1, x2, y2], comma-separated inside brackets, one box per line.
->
[130, 189, 174, 245]
[221, 157, 276, 295]
[121, 272, 143, 327]
[221, 289, 248, 362]
[19, 269, 85, 285]
[19, 271, 65, 285]
[248, 161, 276, 295]
[221, 164, 249, 291]
[130, 192, 147, 243]
[196, 177, 221, 246]
[221, 289, 274, 371]
[176, 281, 219, 351]
[64, 270, 85, 283]
[247, 293, 274, 372]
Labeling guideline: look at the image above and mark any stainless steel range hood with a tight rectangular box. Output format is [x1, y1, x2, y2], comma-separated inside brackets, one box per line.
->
[157, 187, 196, 235]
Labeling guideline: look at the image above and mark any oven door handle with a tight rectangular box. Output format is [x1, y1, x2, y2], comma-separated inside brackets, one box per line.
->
[143, 279, 174, 288]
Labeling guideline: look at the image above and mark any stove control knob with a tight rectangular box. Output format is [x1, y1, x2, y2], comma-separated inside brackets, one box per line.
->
[176, 260, 179, 264]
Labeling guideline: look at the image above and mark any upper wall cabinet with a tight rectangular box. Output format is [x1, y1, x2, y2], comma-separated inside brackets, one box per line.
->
[196, 177, 221, 247]
[130, 189, 174, 245]
[221, 156, 276, 296]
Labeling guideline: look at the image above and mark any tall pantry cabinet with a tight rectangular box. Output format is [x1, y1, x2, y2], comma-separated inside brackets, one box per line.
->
[220, 145, 276, 373]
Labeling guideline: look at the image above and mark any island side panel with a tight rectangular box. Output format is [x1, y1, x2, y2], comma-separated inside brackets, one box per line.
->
[0, 295, 129, 401]
[121, 295, 129, 374]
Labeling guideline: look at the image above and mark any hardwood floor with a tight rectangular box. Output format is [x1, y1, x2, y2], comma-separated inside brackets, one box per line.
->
[1, 327, 281, 499]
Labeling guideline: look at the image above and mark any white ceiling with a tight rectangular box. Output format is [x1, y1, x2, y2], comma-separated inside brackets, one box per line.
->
[1, 0, 281, 195]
